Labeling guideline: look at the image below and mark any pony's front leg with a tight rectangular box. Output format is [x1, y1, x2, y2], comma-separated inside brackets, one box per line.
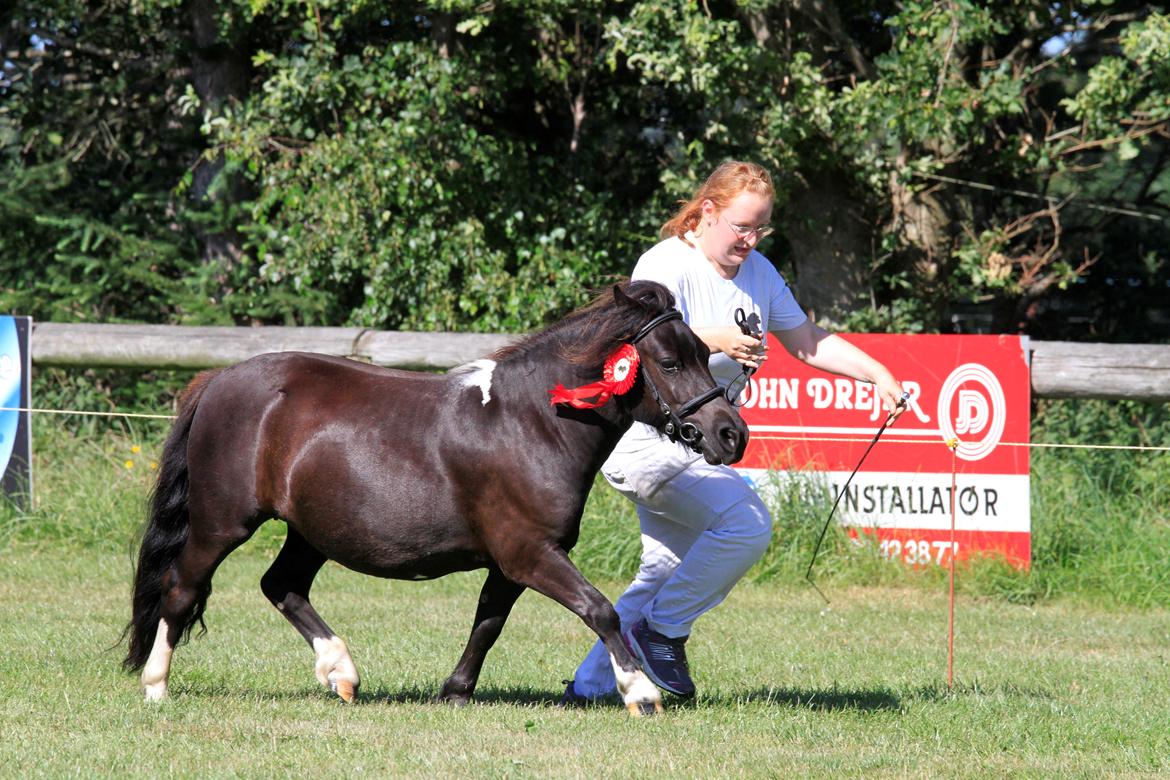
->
[506, 546, 662, 716]
[438, 568, 525, 706]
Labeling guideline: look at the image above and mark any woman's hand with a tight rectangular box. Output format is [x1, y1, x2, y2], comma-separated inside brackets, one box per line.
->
[873, 372, 907, 422]
[698, 325, 768, 369]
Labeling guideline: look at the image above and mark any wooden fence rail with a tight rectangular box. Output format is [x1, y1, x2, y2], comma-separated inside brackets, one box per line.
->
[28, 322, 1170, 401]
[29, 322, 517, 373]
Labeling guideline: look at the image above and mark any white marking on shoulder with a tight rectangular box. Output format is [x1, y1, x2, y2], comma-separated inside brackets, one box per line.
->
[450, 359, 496, 406]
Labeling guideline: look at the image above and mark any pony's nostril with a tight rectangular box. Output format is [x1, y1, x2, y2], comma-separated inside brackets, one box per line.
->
[719, 424, 741, 453]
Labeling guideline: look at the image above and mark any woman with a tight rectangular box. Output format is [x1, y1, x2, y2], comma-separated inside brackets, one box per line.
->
[563, 161, 905, 703]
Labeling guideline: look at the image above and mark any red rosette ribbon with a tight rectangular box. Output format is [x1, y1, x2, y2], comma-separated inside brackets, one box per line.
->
[548, 343, 640, 409]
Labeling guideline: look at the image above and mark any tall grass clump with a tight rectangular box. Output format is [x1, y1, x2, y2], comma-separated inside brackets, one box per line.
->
[569, 477, 642, 581]
[1019, 398, 1170, 607]
[0, 415, 165, 549]
[575, 468, 925, 591]
[0, 368, 186, 550]
[743, 470, 898, 587]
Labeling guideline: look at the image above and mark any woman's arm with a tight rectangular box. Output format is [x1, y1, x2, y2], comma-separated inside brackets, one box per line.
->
[774, 319, 905, 417]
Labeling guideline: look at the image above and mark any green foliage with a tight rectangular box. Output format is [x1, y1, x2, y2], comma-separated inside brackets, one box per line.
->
[34, 366, 192, 430]
[4, 1, 1166, 335]
[1033, 397, 1170, 448]
[0, 1, 222, 323]
[1063, 12, 1170, 136]
[215, 41, 610, 329]
[0, 420, 164, 550]
[0, 161, 200, 322]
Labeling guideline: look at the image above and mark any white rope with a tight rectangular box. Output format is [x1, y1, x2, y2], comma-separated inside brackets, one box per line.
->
[4, 407, 1167, 451]
[747, 434, 1170, 453]
[0, 406, 177, 420]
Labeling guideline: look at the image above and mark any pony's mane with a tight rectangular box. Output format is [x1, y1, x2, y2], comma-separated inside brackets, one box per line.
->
[490, 280, 676, 368]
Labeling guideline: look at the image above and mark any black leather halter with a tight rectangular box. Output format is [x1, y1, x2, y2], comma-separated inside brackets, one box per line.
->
[630, 309, 727, 448]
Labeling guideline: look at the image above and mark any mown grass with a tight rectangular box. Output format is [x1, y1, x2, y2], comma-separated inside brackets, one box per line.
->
[2, 547, 1168, 778]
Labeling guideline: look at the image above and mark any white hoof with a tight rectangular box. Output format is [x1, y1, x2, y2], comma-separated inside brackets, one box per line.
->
[313, 636, 360, 702]
[143, 681, 168, 702]
[610, 653, 664, 716]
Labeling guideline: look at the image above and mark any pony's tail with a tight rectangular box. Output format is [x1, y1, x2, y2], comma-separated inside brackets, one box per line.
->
[122, 371, 219, 672]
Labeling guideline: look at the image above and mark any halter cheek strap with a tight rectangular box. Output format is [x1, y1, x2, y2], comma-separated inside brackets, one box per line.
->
[631, 309, 722, 447]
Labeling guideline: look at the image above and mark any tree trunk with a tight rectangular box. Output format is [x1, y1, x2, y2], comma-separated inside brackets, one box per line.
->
[886, 153, 962, 324]
[187, 0, 251, 273]
[781, 172, 872, 323]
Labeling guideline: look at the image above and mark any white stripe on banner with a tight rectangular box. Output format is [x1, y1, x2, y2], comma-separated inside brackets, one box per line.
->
[748, 425, 943, 437]
[737, 469, 1030, 534]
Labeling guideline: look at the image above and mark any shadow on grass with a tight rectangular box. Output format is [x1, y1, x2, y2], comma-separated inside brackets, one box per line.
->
[356, 683, 903, 712]
[693, 686, 902, 712]
[362, 684, 561, 707]
[173, 678, 1050, 713]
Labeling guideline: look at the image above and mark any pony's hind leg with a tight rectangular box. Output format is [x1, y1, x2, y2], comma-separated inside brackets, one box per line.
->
[438, 568, 525, 706]
[141, 519, 256, 701]
[260, 527, 360, 702]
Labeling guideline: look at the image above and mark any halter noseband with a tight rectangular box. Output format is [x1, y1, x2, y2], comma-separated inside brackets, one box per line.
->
[631, 309, 727, 448]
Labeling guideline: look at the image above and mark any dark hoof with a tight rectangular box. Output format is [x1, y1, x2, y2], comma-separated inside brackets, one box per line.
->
[437, 690, 473, 707]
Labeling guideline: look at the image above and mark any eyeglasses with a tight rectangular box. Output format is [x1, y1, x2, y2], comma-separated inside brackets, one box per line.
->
[721, 215, 774, 241]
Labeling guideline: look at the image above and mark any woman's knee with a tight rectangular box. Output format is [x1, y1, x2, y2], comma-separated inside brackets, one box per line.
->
[722, 496, 774, 559]
[635, 547, 682, 584]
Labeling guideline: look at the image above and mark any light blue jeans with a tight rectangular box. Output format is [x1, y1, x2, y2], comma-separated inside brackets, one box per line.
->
[570, 442, 772, 699]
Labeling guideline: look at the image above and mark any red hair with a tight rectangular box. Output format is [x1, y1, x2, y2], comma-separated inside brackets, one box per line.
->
[660, 161, 775, 242]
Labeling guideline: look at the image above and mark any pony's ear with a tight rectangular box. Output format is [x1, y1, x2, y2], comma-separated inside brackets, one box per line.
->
[613, 279, 665, 311]
[612, 282, 635, 307]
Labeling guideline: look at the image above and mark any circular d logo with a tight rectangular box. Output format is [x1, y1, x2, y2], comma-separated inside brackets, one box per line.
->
[936, 363, 1006, 461]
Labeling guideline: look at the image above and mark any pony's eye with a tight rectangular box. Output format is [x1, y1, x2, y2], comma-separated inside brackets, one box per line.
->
[660, 359, 681, 373]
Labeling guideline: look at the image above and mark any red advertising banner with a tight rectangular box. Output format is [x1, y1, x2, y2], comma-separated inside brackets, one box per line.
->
[734, 334, 1031, 567]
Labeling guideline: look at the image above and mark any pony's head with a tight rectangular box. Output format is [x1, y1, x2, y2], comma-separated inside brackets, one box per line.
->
[554, 280, 748, 466]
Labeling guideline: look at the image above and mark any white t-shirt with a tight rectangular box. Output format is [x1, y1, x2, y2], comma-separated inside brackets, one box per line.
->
[605, 234, 808, 491]
[634, 233, 807, 385]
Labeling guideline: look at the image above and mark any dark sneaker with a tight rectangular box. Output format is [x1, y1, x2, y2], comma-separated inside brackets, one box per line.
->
[624, 618, 695, 698]
[558, 679, 604, 708]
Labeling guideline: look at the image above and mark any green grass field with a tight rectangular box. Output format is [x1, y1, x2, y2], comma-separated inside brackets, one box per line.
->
[0, 409, 1168, 778]
[1, 546, 1167, 778]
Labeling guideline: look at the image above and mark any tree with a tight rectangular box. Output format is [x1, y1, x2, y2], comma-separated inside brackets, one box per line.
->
[0, 1, 201, 322]
[2, 1, 1167, 340]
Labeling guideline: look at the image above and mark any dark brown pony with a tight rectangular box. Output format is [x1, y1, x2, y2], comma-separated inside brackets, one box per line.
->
[123, 280, 747, 715]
